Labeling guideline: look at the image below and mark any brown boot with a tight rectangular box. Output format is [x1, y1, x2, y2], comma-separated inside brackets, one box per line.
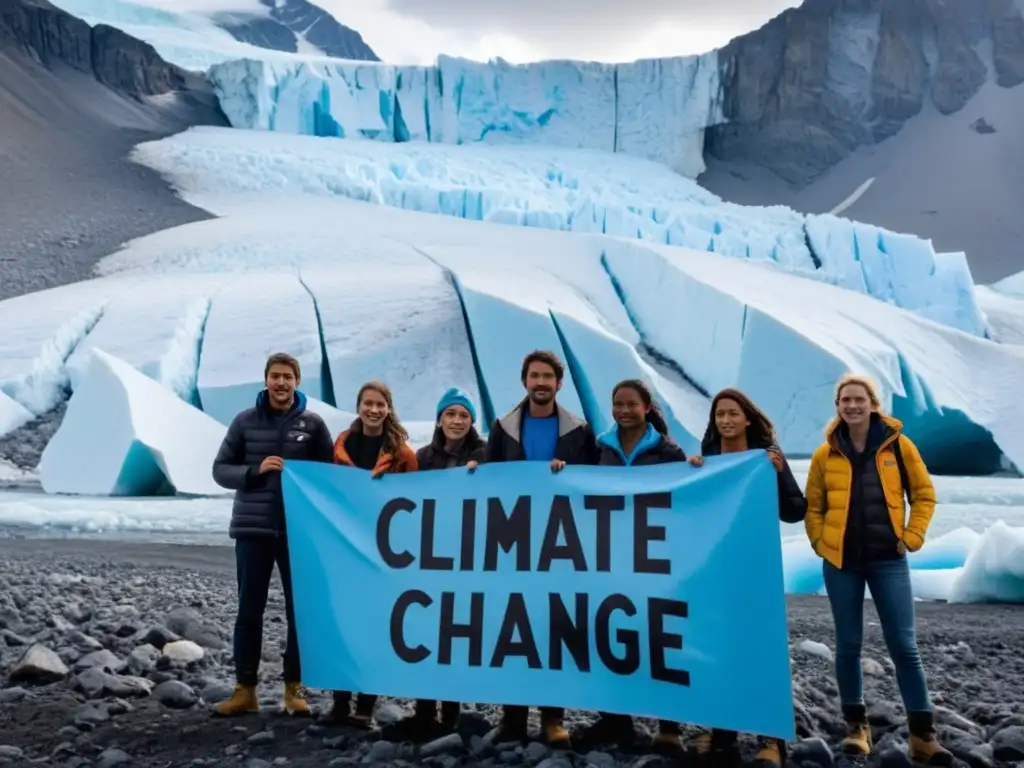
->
[753, 737, 784, 768]
[283, 682, 311, 717]
[540, 707, 570, 748]
[908, 711, 953, 767]
[652, 720, 682, 753]
[212, 683, 259, 717]
[840, 704, 872, 756]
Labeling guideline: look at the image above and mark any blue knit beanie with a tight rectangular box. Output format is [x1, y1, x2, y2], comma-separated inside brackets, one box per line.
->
[436, 387, 477, 423]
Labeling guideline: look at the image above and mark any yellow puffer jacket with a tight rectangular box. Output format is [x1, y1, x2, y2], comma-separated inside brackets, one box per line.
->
[804, 414, 936, 570]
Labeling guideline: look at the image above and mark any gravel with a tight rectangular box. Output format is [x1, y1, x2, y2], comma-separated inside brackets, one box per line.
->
[1, 538, 1022, 768]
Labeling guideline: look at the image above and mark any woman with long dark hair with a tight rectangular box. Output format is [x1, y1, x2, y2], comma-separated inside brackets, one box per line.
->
[323, 380, 418, 728]
[686, 388, 805, 768]
[572, 379, 687, 754]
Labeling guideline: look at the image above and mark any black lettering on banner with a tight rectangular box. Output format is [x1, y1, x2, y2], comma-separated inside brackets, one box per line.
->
[490, 593, 542, 669]
[438, 592, 484, 666]
[584, 495, 626, 572]
[537, 495, 587, 571]
[548, 593, 590, 671]
[390, 589, 432, 663]
[633, 493, 672, 575]
[649, 598, 690, 686]
[420, 499, 455, 571]
[483, 497, 531, 571]
[459, 499, 476, 571]
[595, 593, 640, 675]
[377, 498, 416, 569]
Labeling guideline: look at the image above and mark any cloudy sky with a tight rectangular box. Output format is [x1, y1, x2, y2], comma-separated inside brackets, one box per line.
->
[315, 0, 802, 65]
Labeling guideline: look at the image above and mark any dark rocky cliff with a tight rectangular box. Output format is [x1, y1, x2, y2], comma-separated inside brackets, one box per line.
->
[0, 0, 225, 107]
[707, 0, 1024, 185]
[216, 0, 378, 61]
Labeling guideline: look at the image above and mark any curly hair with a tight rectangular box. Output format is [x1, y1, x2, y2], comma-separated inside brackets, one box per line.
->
[611, 379, 671, 436]
[700, 388, 778, 454]
[352, 380, 409, 468]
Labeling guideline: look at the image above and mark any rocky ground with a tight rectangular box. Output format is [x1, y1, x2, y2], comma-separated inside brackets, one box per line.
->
[1, 539, 1022, 768]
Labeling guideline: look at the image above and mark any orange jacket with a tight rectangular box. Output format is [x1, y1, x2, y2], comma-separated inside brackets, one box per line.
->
[333, 428, 418, 474]
[804, 414, 936, 569]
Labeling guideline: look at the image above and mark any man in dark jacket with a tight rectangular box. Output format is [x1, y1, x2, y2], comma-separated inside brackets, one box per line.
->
[484, 350, 598, 747]
[210, 352, 334, 718]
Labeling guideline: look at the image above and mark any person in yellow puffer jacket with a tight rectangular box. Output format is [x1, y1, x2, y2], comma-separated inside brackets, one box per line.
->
[805, 374, 952, 768]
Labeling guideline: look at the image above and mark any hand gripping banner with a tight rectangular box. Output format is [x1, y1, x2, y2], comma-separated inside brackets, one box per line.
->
[282, 452, 795, 739]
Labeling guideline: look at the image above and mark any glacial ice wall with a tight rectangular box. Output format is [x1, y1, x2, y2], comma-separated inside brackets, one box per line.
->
[208, 53, 723, 178]
[132, 127, 989, 337]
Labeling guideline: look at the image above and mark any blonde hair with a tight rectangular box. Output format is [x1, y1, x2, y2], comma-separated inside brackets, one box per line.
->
[834, 373, 882, 411]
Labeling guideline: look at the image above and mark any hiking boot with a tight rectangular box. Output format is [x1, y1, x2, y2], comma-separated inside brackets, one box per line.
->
[381, 700, 442, 743]
[689, 729, 740, 768]
[492, 705, 528, 743]
[572, 713, 636, 750]
[652, 720, 682, 753]
[908, 712, 953, 767]
[212, 684, 259, 717]
[840, 704, 872, 756]
[321, 690, 352, 725]
[540, 708, 571, 748]
[282, 681, 310, 717]
[753, 737, 784, 768]
[348, 694, 377, 730]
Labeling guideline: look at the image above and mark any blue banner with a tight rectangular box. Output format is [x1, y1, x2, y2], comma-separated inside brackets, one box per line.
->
[282, 452, 795, 739]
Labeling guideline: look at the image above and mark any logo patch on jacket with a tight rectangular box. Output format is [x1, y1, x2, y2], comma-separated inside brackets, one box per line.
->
[883, 459, 896, 467]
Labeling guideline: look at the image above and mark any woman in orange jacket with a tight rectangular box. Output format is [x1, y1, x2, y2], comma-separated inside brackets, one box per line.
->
[322, 380, 417, 728]
[805, 374, 951, 767]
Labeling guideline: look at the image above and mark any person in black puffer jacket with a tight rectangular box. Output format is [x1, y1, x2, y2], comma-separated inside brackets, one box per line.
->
[210, 353, 334, 719]
[382, 387, 486, 743]
[572, 379, 687, 755]
[684, 387, 806, 768]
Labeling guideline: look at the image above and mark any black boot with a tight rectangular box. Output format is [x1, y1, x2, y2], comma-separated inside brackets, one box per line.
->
[572, 713, 636, 750]
[381, 699, 441, 742]
[322, 690, 351, 725]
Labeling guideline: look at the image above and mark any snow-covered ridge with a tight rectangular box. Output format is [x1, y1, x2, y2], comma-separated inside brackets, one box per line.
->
[208, 54, 723, 179]
[130, 128, 988, 338]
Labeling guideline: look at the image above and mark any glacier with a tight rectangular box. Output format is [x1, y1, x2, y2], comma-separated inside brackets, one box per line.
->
[86, 189, 1024, 476]
[131, 129, 987, 337]
[208, 54, 722, 179]
[39, 348, 229, 497]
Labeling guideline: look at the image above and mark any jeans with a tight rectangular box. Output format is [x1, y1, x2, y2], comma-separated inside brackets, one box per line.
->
[822, 557, 931, 713]
[233, 536, 300, 686]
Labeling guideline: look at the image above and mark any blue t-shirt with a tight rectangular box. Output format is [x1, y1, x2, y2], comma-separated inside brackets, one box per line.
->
[521, 412, 559, 461]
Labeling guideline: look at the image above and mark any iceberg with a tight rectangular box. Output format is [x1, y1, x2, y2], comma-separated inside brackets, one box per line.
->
[39, 349, 229, 496]
[131, 128, 987, 336]
[976, 286, 1024, 345]
[208, 53, 723, 178]
[87, 193, 1024, 475]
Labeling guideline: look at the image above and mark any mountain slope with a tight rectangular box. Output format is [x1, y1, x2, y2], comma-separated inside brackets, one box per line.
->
[0, 0, 228, 301]
[700, 0, 1024, 283]
[215, 0, 378, 60]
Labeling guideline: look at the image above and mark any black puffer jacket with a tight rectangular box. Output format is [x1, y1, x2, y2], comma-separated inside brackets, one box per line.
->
[212, 391, 335, 538]
[484, 400, 599, 465]
[702, 438, 806, 524]
[416, 426, 487, 470]
[837, 420, 901, 564]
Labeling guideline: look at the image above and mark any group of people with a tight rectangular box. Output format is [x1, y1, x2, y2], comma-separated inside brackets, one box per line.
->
[210, 350, 953, 767]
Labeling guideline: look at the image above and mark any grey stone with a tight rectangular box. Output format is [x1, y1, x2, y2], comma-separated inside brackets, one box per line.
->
[247, 730, 275, 745]
[365, 741, 396, 762]
[96, 748, 132, 767]
[421, 732, 464, 757]
[153, 679, 197, 708]
[0, 686, 28, 703]
[524, 741, 550, 762]
[9, 643, 69, 684]
[73, 649, 127, 674]
[789, 737, 833, 768]
[991, 725, 1024, 761]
